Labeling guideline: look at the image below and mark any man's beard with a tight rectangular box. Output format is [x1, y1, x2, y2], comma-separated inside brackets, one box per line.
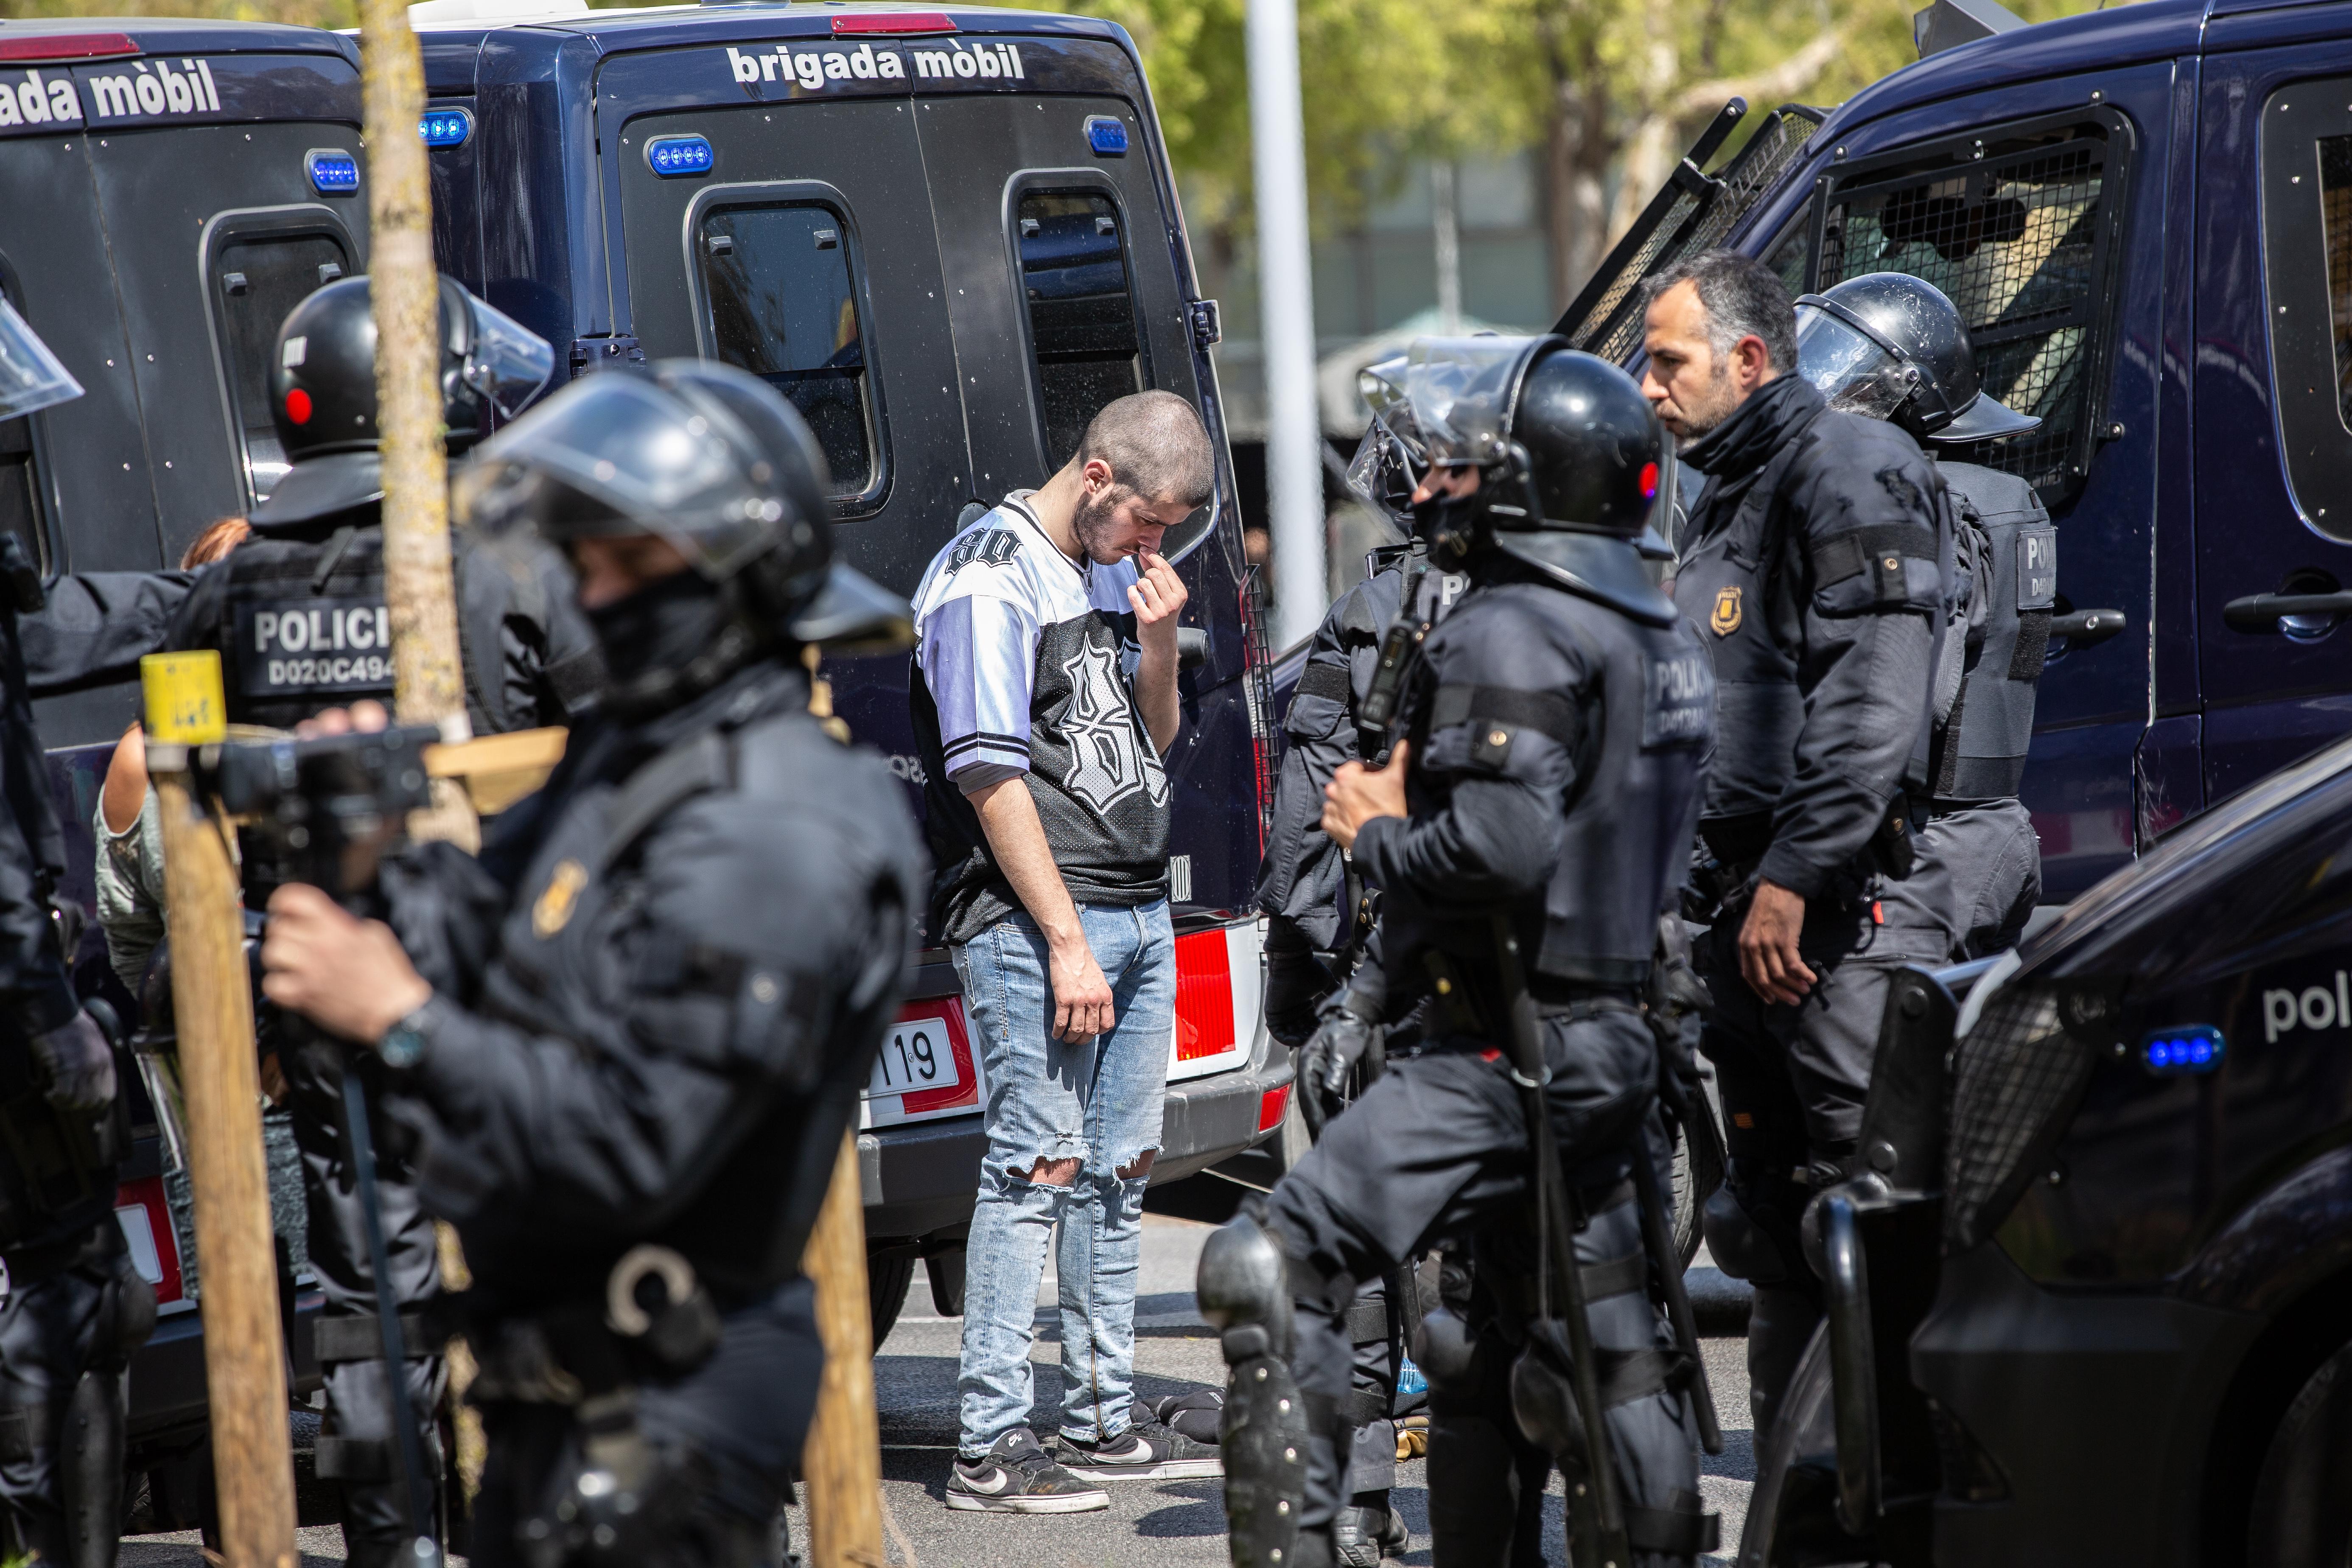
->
[1672, 361, 1739, 449]
[1072, 485, 1131, 564]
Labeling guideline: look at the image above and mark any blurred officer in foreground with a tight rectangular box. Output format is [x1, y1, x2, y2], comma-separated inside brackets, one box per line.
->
[1792, 272, 2051, 958]
[260, 360, 925, 1568]
[1205, 339, 1716, 1568]
[1642, 249, 1955, 1438]
[1249, 378, 1462, 1566]
[0, 299, 155, 1562]
[157, 274, 589, 1565]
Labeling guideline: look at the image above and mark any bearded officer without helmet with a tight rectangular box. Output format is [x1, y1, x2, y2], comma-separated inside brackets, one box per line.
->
[1204, 339, 1717, 1568]
[259, 360, 926, 1568]
[154, 274, 591, 1568]
[1642, 249, 1957, 1440]
[1792, 271, 2052, 960]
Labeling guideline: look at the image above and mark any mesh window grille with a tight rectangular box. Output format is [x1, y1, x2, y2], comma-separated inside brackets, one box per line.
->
[1943, 982, 2092, 1250]
[1818, 133, 2111, 500]
[1561, 105, 1824, 366]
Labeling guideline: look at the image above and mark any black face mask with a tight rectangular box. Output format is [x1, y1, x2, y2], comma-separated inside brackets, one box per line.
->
[585, 568, 726, 692]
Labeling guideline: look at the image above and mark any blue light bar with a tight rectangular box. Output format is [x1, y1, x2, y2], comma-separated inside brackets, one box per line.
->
[2142, 1025, 2226, 1076]
[420, 107, 473, 149]
[1085, 115, 1128, 157]
[646, 134, 714, 178]
[305, 149, 360, 196]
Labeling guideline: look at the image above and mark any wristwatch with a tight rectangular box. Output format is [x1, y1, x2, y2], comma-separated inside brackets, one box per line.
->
[378, 996, 442, 1070]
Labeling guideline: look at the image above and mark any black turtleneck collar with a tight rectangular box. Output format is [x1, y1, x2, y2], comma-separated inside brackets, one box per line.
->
[1678, 374, 1824, 481]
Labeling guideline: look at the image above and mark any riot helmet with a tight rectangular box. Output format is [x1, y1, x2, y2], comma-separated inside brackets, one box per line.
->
[0, 298, 81, 424]
[1792, 272, 2039, 444]
[1363, 337, 1674, 624]
[255, 275, 553, 529]
[458, 359, 910, 717]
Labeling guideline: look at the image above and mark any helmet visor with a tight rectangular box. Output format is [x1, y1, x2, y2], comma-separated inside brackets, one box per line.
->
[0, 298, 81, 423]
[1400, 336, 1542, 468]
[1795, 304, 1916, 423]
[460, 372, 783, 580]
[462, 296, 555, 423]
[1344, 423, 1417, 523]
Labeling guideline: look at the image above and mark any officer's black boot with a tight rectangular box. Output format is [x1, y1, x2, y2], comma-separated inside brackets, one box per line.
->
[62, 1366, 126, 1568]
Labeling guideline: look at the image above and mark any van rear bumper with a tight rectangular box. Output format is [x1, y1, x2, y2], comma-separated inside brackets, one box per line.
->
[859, 1049, 1293, 1243]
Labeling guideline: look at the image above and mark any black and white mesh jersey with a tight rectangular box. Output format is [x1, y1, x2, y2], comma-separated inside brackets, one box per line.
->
[911, 493, 1172, 943]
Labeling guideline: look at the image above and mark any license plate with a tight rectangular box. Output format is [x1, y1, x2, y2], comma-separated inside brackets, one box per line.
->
[863, 998, 980, 1123]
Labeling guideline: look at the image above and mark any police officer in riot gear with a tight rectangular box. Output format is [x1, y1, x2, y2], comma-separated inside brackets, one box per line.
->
[1642, 250, 1956, 1439]
[0, 299, 156, 1563]
[1206, 338, 1717, 1568]
[1252, 378, 1462, 1567]
[1793, 272, 2051, 955]
[159, 274, 589, 1566]
[258, 360, 924, 1568]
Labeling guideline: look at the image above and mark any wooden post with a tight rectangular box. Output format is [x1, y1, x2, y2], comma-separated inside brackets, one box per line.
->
[800, 1128, 884, 1568]
[359, 0, 478, 851]
[144, 655, 297, 1568]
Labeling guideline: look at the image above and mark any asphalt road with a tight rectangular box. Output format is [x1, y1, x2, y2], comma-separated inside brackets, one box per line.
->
[120, 1208, 1757, 1567]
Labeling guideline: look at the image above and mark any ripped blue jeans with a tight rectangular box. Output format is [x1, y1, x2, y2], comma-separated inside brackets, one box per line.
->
[952, 900, 1175, 1458]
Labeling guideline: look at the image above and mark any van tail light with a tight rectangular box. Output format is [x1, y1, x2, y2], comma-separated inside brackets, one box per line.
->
[1240, 565, 1274, 853]
[114, 1176, 184, 1305]
[1256, 1084, 1291, 1132]
[830, 12, 956, 33]
[1174, 930, 1238, 1061]
[0, 32, 139, 62]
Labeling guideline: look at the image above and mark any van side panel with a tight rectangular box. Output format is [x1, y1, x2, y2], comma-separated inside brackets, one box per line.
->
[476, 31, 609, 356]
[0, 137, 154, 573]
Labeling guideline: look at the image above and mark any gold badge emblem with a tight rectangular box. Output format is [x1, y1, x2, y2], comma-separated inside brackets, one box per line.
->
[533, 859, 589, 938]
[1710, 585, 1743, 636]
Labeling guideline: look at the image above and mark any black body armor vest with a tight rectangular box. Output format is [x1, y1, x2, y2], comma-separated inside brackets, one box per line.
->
[1926, 460, 2054, 802]
[1381, 569, 1713, 990]
[216, 522, 398, 731]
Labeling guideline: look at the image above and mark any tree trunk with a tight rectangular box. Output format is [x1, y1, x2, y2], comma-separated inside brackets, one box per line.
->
[1544, 72, 1614, 320]
[359, 0, 479, 850]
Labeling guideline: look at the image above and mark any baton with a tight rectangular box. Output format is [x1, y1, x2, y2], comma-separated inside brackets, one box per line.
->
[1631, 1121, 1724, 1455]
[340, 1056, 443, 1568]
[1493, 916, 1630, 1563]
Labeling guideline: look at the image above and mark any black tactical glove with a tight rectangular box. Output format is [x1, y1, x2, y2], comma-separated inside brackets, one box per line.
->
[1299, 986, 1382, 1137]
[1263, 945, 1334, 1050]
[32, 1011, 115, 1112]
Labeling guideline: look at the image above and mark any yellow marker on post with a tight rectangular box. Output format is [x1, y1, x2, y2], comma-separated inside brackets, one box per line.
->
[140, 647, 300, 1568]
[140, 650, 227, 747]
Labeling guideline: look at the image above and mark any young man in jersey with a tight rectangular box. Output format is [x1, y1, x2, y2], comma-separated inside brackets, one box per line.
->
[912, 390, 1224, 1512]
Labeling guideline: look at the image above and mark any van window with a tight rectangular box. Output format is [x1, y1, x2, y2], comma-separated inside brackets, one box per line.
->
[2262, 84, 2352, 542]
[210, 231, 351, 506]
[1016, 191, 1143, 469]
[1816, 120, 2123, 503]
[697, 202, 879, 504]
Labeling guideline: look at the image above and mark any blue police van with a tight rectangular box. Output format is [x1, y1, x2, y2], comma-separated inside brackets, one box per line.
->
[400, 0, 1291, 1336]
[1558, 0, 2352, 906]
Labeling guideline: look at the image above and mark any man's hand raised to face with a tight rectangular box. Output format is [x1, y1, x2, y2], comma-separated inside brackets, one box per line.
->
[1128, 550, 1187, 645]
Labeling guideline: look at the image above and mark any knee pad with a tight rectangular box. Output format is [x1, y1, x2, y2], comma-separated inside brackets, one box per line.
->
[1201, 1207, 1309, 1568]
